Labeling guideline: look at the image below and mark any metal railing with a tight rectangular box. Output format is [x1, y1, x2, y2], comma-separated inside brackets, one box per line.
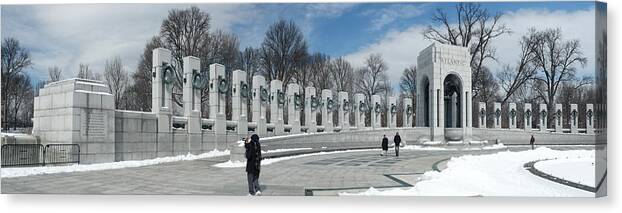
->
[1, 144, 80, 167]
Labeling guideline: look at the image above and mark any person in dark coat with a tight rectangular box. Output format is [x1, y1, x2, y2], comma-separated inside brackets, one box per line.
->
[381, 135, 389, 156]
[530, 135, 535, 150]
[393, 132, 402, 157]
[245, 134, 262, 195]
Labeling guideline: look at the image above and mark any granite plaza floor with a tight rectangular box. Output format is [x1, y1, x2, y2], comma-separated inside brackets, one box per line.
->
[1, 146, 593, 196]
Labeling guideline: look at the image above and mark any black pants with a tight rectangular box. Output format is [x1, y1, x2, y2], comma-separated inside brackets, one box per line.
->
[247, 172, 260, 194]
[394, 144, 400, 156]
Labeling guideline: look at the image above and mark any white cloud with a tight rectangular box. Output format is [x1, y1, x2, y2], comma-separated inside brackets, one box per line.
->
[343, 7, 597, 91]
[363, 4, 424, 31]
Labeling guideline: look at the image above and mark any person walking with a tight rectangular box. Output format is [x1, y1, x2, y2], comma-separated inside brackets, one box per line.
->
[530, 135, 535, 150]
[245, 134, 262, 196]
[393, 132, 402, 157]
[381, 135, 389, 156]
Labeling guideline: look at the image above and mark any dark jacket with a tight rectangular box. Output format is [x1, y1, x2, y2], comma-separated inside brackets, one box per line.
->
[381, 137, 389, 150]
[530, 136, 535, 144]
[245, 134, 262, 174]
[394, 135, 402, 146]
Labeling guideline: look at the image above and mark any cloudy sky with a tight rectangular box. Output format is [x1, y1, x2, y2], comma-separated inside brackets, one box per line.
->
[1, 1, 600, 89]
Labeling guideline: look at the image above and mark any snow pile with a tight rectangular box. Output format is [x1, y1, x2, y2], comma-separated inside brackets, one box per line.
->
[1, 149, 230, 178]
[535, 158, 596, 187]
[340, 147, 595, 197]
[213, 149, 374, 168]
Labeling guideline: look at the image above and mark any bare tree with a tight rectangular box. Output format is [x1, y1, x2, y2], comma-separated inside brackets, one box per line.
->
[238, 47, 261, 81]
[1, 38, 32, 129]
[6, 74, 33, 129]
[497, 28, 539, 105]
[48, 66, 63, 82]
[104, 56, 129, 109]
[260, 19, 308, 86]
[399, 65, 417, 110]
[531, 28, 587, 125]
[309, 53, 332, 91]
[355, 53, 390, 102]
[330, 57, 354, 93]
[77, 63, 101, 80]
[423, 3, 510, 102]
[129, 36, 163, 112]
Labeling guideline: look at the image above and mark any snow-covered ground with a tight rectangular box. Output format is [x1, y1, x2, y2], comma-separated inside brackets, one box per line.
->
[341, 147, 596, 197]
[262, 148, 312, 153]
[401, 143, 507, 151]
[1, 149, 230, 178]
[213, 149, 375, 168]
[535, 157, 596, 187]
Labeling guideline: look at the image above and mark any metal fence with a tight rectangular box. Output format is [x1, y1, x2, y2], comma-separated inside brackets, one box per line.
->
[1, 144, 80, 167]
[1, 144, 45, 167]
[45, 144, 80, 165]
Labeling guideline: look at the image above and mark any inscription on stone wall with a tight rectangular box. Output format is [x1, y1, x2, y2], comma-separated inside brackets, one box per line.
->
[81, 110, 106, 137]
[439, 57, 467, 66]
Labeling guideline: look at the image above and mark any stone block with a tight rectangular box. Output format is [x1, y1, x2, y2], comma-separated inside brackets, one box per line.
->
[88, 93, 102, 109]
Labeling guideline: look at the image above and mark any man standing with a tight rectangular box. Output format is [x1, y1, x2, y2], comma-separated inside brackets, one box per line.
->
[381, 135, 389, 156]
[393, 132, 401, 157]
[530, 135, 535, 150]
[245, 134, 262, 196]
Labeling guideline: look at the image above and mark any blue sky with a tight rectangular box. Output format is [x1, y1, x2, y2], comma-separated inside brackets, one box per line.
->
[1, 1, 600, 89]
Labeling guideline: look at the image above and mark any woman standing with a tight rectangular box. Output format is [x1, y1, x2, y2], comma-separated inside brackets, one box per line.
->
[245, 134, 262, 196]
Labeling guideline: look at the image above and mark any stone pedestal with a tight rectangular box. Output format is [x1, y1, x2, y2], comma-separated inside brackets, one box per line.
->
[338, 92, 349, 131]
[555, 103, 563, 133]
[403, 98, 413, 128]
[478, 102, 486, 128]
[493, 102, 501, 129]
[570, 104, 578, 133]
[387, 96, 397, 128]
[183, 56, 202, 134]
[270, 80, 284, 135]
[354, 94, 366, 129]
[508, 103, 517, 129]
[371, 95, 381, 129]
[305, 87, 317, 133]
[586, 104, 594, 134]
[539, 104, 548, 132]
[232, 70, 248, 122]
[524, 103, 532, 131]
[32, 78, 115, 164]
[287, 84, 301, 134]
[321, 89, 333, 133]
[252, 76, 267, 135]
[209, 63, 226, 119]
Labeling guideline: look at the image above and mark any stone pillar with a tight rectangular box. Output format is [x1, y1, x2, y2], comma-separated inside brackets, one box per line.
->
[539, 104, 548, 132]
[493, 102, 501, 129]
[183, 56, 202, 134]
[524, 103, 532, 131]
[287, 84, 301, 134]
[371, 95, 381, 129]
[152, 48, 174, 158]
[232, 70, 248, 135]
[354, 93, 366, 129]
[555, 103, 563, 133]
[508, 103, 517, 129]
[387, 96, 397, 128]
[338, 92, 349, 132]
[403, 98, 413, 128]
[208, 64, 226, 119]
[586, 103, 594, 134]
[270, 80, 284, 135]
[478, 102, 486, 128]
[321, 89, 333, 133]
[252, 76, 267, 136]
[305, 87, 317, 133]
[570, 104, 578, 133]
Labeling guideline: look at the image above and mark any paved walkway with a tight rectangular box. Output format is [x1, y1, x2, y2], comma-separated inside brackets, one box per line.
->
[1, 146, 591, 196]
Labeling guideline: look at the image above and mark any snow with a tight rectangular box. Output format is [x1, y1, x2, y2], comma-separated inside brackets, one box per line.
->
[1, 149, 230, 178]
[340, 147, 596, 197]
[213, 149, 375, 168]
[401, 143, 507, 151]
[262, 148, 312, 153]
[535, 157, 596, 187]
